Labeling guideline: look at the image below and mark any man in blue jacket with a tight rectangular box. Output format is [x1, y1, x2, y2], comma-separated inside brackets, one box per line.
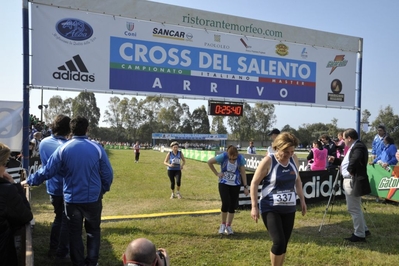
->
[371, 125, 387, 159]
[39, 114, 71, 259]
[370, 135, 398, 170]
[24, 116, 113, 266]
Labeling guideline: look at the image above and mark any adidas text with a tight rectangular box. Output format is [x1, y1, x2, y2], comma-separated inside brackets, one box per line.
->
[53, 71, 95, 82]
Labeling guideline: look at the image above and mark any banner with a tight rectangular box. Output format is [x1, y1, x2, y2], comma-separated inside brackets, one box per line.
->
[0, 101, 23, 151]
[152, 133, 227, 140]
[31, 3, 357, 108]
[368, 164, 399, 202]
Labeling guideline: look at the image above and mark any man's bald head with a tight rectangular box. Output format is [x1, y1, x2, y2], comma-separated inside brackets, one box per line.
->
[124, 238, 156, 265]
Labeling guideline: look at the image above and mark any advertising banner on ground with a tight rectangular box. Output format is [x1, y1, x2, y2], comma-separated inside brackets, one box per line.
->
[368, 164, 399, 202]
[152, 133, 227, 140]
[30, 2, 358, 108]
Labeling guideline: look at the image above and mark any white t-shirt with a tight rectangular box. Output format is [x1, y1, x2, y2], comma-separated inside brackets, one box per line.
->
[247, 146, 256, 154]
[267, 145, 275, 155]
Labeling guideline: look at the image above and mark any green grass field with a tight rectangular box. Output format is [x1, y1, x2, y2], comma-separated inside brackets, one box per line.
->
[29, 149, 399, 266]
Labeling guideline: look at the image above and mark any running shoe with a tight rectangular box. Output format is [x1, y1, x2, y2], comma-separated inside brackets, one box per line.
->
[225, 226, 234, 235]
[177, 192, 182, 199]
[170, 193, 175, 199]
[218, 224, 226, 234]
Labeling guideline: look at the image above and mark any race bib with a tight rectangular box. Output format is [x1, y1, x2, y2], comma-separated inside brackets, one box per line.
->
[223, 171, 236, 181]
[272, 189, 296, 206]
[171, 158, 180, 164]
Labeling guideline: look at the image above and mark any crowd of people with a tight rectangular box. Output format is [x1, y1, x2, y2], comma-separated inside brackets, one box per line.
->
[2, 122, 398, 265]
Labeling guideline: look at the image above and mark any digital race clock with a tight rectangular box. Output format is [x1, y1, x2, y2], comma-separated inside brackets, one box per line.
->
[208, 101, 244, 116]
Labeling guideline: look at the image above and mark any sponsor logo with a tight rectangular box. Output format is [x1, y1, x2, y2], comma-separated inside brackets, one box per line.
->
[125, 22, 137, 37]
[326, 55, 348, 74]
[239, 38, 266, 55]
[330, 79, 342, 94]
[55, 18, 93, 41]
[378, 176, 399, 199]
[328, 79, 344, 102]
[275, 43, 288, 56]
[0, 108, 22, 138]
[204, 34, 230, 49]
[153, 27, 190, 41]
[244, 156, 262, 170]
[240, 38, 251, 48]
[52, 55, 95, 82]
[186, 33, 193, 41]
[301, 48, 308, 59]
[204, 42, 230, 49]
[302, 174, 343, 199]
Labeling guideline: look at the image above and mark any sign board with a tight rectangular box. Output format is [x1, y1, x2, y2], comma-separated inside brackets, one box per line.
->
[0, 101, 23, 151]
[30, 0, 360, 109]
[152, 133, 227, 140]
[368, 164, 399, 202]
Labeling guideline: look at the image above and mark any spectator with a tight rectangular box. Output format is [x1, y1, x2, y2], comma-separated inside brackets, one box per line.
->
[31, 131, 42, 157]
[0, 143, 33, 265]
[335, 132, 347, 159]
[250, 132, 306, 265]
[336, 128, 371, 242]
[247, 141, 256, 154]
[164, 141, 186, 199]
[370, 135, 398, 170]
[266, 128, 280, 155]
[24, 116, 114, 266]
[133, 141, 141, 163]
[123, 238, 170, 266]
[39, 114, 71, 259]
[306, 139, 328, 171]
[207, 145, 249, 235]
[371, 125, 387, 160]
[320, 134, 338, 168]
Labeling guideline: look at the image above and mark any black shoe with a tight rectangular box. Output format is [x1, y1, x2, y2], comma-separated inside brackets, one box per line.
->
[365, 230, 371, 237]
[344, 234, 366, 242]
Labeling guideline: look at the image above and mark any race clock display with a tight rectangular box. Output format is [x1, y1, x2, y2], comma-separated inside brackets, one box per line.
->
[208, 101, 244, 116]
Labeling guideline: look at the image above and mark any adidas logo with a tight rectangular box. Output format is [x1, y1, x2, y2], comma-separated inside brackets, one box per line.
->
[53, 55, 95, 82]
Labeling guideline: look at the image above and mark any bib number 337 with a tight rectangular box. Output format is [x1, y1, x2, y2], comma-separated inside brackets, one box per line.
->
[272, 190, 296, 206]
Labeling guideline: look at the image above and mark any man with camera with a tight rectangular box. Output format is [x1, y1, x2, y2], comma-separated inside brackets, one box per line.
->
[123, 238, 170, 266]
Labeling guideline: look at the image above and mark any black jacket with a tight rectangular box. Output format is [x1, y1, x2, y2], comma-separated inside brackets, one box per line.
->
[0, 179, 33, 265]
[334, 140, 371, 196]
[347, 140, 372, 197]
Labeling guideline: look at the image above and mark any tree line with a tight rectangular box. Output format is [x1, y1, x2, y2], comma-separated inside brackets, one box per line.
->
[43, 92, 399, 148]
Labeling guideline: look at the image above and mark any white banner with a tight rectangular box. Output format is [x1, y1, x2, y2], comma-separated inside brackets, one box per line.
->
[31, 0, 360, 52]
[0, 101, 23, 151]
[31, 3, 357, 108]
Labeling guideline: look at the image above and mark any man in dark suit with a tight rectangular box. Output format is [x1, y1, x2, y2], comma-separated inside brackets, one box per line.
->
[340, 128, 371, 242]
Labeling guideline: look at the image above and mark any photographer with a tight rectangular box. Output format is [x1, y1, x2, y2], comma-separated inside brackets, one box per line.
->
[123, 238, 170, 266]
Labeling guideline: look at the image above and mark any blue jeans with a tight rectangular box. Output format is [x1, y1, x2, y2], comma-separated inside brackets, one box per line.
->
[49, 195, 69, 257]
[65, 199, 102, 266]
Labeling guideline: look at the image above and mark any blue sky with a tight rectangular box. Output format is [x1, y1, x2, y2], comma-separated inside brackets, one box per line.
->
[1, 0, 398, 130]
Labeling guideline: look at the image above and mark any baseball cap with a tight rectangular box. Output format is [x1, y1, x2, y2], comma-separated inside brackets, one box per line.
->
[268, 128, 280, 136]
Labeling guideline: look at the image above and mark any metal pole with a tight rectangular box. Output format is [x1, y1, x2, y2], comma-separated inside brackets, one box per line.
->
[357, 39, 363, 136]
[22, 0, 30, 172]
[40, 88, 43, 122]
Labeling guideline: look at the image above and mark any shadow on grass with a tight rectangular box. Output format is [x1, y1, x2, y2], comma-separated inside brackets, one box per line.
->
[32, 221, 125, 266]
